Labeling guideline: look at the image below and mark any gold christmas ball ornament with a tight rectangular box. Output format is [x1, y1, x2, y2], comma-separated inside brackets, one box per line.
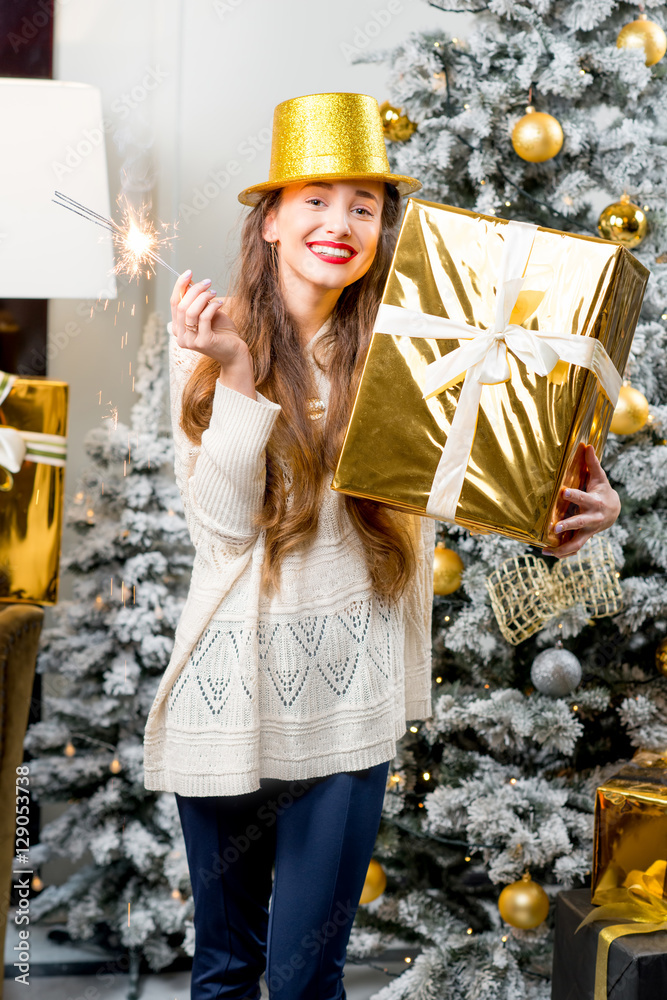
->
[359, 858, 387, 904]
[617, 17, 667, 67]
[511, 107, 563, 163]
[656, 637, 667, 676]
[379, 100, 417, 142]
[597, 194, 647, 248]
[498, 871, 550, 929]
[610, 383, 649, 435]
[433, 544, 464, 596]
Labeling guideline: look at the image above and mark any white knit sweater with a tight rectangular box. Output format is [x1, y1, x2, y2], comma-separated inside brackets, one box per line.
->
[142, 316, 435, 797]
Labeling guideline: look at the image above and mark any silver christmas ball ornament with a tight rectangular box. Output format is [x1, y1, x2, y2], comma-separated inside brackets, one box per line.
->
[530, 647, 582, 697]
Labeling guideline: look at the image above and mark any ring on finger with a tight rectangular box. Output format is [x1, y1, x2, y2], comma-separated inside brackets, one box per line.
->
[185, 323, 198, 332]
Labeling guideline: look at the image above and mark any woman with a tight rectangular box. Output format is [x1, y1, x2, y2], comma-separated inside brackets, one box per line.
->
[143, 93, 621, 1000]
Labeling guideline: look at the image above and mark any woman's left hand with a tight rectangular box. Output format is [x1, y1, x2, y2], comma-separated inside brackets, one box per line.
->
[542, 444, 621, 559]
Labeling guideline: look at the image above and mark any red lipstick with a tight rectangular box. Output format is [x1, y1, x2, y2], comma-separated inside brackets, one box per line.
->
[306, 240, 358, 264]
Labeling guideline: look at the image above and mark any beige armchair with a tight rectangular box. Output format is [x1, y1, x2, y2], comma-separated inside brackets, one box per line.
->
[0, 604, 44, 999]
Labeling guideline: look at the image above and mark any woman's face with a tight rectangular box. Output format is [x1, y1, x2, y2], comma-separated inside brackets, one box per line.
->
[263, 178, 385, 292]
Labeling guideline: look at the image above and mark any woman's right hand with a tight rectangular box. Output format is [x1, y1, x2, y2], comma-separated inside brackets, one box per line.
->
[170, 270, 249, 369]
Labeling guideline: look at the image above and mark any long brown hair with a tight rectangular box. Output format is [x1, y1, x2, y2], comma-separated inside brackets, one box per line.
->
[180, 182, 417, 599]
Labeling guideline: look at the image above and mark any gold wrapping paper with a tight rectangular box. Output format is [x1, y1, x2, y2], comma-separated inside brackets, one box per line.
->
[0, 374, 68, 604]
[592, 750, 667, 905]
[332, 199, 649, 547]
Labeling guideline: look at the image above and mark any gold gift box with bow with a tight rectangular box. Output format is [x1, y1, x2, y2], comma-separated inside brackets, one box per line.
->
[582, 751, 667, 1000]
[0, 370, 68, 604]
[332, 200, 649, 548]
[592, 749, 667, 906]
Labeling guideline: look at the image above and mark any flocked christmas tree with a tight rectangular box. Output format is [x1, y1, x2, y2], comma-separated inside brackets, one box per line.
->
[344, 2, 667, 998]
[19, 313, 198, 988]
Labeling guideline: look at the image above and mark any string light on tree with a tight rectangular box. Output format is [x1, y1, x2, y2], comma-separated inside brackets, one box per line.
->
[511, 106, 563, 162]
[63, 732, 122, 771]
[598, 194, 647, 248]
[378, 100, 417, 142]
[617, 14, 667, 67]
[610, 382, 650, 435]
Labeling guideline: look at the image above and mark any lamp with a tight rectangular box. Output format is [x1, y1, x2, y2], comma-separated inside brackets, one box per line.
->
[0, 78, 116, 299]
[0, 80, 117, 602]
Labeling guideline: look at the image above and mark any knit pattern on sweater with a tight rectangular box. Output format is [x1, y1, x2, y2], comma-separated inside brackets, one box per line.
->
[142, 317, 434, 797]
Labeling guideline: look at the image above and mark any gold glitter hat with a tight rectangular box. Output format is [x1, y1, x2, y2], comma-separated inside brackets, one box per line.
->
[237, 92, 422, 206]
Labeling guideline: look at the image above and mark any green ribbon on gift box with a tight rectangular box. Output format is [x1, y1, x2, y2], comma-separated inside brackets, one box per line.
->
[0, 370, 67, 492]
[575, 860, 667, 1000]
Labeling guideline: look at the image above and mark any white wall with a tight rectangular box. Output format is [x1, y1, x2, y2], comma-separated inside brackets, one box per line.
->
[166, 0, 471, 288]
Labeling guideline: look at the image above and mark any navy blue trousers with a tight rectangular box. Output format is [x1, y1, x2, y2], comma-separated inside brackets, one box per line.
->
[175, 758, 391, 1000]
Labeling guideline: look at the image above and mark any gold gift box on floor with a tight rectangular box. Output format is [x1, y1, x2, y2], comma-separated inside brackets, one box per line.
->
[332, 199, 649, 547]
[592, 749, 667, 904]
[0, 370, 68, 605]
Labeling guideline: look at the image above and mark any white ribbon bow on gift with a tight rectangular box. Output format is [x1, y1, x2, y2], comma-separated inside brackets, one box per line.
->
[374, 219, 622, 522]
[0, 372, 67, 491]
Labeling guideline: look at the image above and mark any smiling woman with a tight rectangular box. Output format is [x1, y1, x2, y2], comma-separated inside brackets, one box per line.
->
[176, 172, 410, 594]
[141, 92, 431, 1000]
[261, 177, 386, 340]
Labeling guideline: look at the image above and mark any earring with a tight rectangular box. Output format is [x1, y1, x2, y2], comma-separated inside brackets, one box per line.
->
[269, 240, 278, 272]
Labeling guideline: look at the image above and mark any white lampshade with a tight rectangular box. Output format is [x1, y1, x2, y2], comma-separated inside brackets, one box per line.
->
[0, 79, 117, 300]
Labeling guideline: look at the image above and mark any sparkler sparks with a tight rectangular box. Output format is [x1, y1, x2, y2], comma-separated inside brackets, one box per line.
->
[53, 190, 180, 282]
[102, 405, 119, 433]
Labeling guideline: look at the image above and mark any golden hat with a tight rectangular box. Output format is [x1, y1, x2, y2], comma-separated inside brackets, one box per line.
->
[237, 92, 422, 206]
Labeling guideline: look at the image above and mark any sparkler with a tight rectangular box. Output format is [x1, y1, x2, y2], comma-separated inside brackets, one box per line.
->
[53, 190, 181, 281]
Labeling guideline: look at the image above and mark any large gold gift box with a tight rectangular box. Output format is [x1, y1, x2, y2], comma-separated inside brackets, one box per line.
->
[0, 370, 68, 604]
[332, 199, 649, 547]
[592, 749, 667, 905]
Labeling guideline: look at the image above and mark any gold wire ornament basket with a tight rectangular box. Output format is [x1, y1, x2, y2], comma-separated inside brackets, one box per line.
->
[485, 534, 623, 645]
